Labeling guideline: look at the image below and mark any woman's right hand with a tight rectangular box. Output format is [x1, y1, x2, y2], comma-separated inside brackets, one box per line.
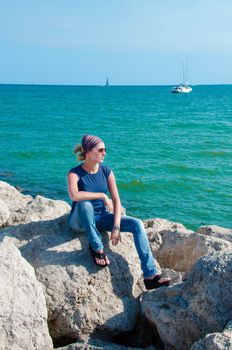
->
[102, 194, 113, 212]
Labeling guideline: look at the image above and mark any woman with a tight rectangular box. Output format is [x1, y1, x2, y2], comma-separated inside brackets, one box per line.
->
[67, 135, 171, 290]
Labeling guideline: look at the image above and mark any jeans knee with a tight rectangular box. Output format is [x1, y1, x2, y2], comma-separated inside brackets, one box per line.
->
[78, 200, 94, 214]
[132, 218, 144, 233]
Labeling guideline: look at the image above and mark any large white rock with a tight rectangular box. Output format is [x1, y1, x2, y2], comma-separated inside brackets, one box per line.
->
[197, 225, 232, 243]
[143, 218, 190, 249]
[144, 218, 188, 235]
[156, 229, 232, 272]
[0, 198, 10, 227]
[190, 321, 232, 350]
[141, 251, 232, 350]
[0, 242, 53, 350]
[0, 180, 70, 227]
[0, 215, 146, 343]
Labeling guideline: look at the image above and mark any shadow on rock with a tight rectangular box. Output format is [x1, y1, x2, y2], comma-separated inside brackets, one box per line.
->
[0, 214, 144, 345]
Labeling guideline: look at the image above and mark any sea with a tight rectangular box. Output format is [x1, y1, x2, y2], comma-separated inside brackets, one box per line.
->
[0, 84, 231, 231]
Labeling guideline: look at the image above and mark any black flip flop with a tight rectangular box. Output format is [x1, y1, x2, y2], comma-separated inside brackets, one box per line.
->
[144, 274, 171, 290]
[89, 244, 110, 267]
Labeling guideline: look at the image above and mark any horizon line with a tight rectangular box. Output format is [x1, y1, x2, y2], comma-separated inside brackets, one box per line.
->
[1, 82, 232, 87]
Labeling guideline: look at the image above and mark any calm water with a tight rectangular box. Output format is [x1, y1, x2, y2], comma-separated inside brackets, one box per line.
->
[0, 84, 231, 230]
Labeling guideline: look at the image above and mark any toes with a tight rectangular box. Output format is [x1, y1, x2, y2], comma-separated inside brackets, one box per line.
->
[95, 258, 105, 266]
[105, 256, 110, 265]
[158, 277, 171, 284]
[94, 255, 110, 266]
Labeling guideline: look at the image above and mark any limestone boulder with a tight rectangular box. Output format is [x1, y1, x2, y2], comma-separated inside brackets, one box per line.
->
[143, 218, 192, 253]
[0, 215, 146, 343]
[58, 338, 156, 350]
[197, 225, 232, 244]
[0, 241, 53, 350]
[0, 180, 70, 227]
[141, 251, 232, 350]
[156, 229, 232, 272]
[190, 321, 232, 350]
[0, 198, 10, 227]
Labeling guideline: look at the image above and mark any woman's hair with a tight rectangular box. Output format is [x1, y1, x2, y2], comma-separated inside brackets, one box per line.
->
[74, 144, 86, 161]
[74, 134, 103, 161]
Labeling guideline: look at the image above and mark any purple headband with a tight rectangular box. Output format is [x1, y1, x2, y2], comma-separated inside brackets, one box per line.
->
[82, 135, 103, 153]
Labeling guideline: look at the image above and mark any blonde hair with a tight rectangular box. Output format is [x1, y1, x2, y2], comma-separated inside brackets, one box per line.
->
[74, 144, 85, 161]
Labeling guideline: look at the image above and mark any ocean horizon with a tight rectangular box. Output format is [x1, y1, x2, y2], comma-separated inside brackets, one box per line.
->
[0, 83, 231, 230]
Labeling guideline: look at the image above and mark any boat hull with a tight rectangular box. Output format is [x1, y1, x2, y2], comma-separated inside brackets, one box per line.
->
[171, 85, 192, 94]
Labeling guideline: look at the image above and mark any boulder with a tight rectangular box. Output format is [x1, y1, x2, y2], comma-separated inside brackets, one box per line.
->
[156, 229, 232, 272]
[144, 218, 189, 246]
[0, 198, 10, 227]
[0, 215, 146, 343]
[0, 180, 70, 227]
[197, 225, 232, 244]
[57, 338, 156, 350]
[141, 251, 232, 350]
[0, 241, 53, 350]
[190, 321, 232, 350]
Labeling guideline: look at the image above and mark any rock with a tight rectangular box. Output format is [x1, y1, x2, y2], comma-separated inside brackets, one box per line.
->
[0, 198, 10, 227]
[141, 251, 232, 350]
[161, 268, 184, 285]
[190, 321, 232, 350]
[156, 229, 232, 272]
[143, 218, 188, 234]
[57, 338, 156, 349]
[0, 215, 145, 343]
[0, 242, 53, 350]
[0, 180, 70, 227]
[197, 225, 232, 244]
[143, 218, 192, 253]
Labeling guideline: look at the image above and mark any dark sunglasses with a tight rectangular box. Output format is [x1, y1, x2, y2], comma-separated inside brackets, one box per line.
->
[96, 147, 106, 153]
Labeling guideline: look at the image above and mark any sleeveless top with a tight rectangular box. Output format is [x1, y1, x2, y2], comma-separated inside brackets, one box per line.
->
[69, 164, 112, 214]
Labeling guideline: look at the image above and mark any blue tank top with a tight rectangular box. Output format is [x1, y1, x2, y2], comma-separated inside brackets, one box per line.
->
[69, 164, 112, 213]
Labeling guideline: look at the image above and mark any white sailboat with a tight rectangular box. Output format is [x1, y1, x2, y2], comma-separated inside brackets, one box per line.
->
[171, 59, 192, 94]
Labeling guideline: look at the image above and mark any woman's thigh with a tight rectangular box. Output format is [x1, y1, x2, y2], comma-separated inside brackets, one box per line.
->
[95, 212, 115, 231]
[96, 213, 142, 233]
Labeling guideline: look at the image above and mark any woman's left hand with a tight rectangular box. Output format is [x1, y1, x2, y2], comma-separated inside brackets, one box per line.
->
[110, 229, 121, 246]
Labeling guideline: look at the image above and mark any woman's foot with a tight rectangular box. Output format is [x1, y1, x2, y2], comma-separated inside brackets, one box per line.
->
[95, 250, 110, 266]
[144, 274, 171, 290]
[89, 244, 110, 267]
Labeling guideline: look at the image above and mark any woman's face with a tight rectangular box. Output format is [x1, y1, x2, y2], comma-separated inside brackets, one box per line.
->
[87, 142, 106, 163]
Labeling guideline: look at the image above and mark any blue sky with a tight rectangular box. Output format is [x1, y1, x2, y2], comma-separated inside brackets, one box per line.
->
[1, 0, 232, 85]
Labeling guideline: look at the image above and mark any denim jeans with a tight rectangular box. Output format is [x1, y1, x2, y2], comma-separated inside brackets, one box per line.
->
[68, 200, 158, 278]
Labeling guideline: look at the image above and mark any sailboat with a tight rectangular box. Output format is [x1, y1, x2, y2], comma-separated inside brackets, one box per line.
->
[171, 59, 192, 94]
[105, 78, 109, 87]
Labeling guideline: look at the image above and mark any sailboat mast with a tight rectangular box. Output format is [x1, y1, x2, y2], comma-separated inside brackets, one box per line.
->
[182, 59, 185, 85]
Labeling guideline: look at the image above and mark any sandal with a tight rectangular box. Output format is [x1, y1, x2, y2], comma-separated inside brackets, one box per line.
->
[144, 274, 171, 290]
[89, 244, 110, 267]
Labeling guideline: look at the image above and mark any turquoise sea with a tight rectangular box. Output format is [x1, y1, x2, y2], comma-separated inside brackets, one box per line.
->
[0, 84, 231, 230]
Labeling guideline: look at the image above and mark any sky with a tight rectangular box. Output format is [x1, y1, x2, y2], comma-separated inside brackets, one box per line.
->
[1, 0, 232, 85]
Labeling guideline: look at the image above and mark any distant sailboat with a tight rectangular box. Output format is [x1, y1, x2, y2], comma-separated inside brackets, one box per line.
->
[171, 59, 192, 94]
[105, 78, 109, 87]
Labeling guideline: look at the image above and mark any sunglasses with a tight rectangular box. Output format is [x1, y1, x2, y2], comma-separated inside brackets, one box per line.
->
[96, 147, 106, 153]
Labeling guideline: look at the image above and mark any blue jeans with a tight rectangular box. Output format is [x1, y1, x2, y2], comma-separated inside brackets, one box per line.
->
[68, 201, 158, 278]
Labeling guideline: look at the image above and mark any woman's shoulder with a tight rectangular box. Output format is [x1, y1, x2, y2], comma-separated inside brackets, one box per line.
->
[100, 164, 112, 178]
[69, 164, 83, 176]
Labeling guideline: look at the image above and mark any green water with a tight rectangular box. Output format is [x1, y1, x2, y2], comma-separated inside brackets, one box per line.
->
[0, 84, 231, 230]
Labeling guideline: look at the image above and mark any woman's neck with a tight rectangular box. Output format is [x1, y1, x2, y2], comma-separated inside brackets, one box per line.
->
[82, 161, 99, 174]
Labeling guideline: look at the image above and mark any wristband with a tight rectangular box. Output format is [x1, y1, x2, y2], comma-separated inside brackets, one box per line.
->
[113, 225, 120, 231]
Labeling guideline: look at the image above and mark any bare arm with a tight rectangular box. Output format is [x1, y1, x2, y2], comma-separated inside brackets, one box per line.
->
[108, 171, 122, 246]
[67, 172, 113, 210]
[108, 171, 121, 226]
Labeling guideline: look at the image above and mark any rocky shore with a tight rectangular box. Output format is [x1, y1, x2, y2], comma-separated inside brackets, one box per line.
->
[0, 180, 232, 350]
